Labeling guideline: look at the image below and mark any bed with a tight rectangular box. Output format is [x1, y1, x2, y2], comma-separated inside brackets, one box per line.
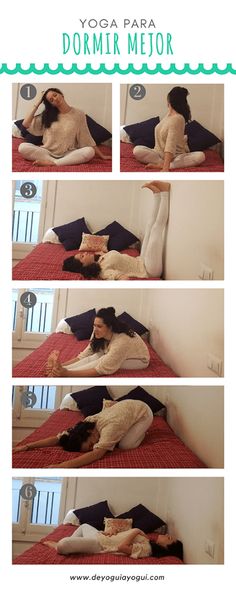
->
[12, 333, 177, 378]
[12, 137, 112, 172]
[12, 244, 160, 281]
[13, 524, 183, 565]
[12, 406, 206, 468]
[120, 143, 224, 173]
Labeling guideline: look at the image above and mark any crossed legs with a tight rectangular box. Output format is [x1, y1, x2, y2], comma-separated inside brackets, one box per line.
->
[18, 142, 95, 166]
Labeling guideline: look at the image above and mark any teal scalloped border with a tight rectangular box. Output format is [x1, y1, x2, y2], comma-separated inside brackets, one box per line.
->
[0, 63, 236, 75]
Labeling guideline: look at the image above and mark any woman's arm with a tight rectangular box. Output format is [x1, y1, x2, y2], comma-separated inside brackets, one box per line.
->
[61, 356, 81, 366]
[117, 529, 145, 554]
[13, 436, 60, 452]
[47, 447, 107, 468]
[94, 146, 112, 160]
[22, 92, 45, 129]
[145, 151, 173, 171]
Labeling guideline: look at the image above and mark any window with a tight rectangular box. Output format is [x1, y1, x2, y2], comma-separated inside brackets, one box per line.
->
[12, 288, 59, 347]
[31, 479, 62, 525]
[12, 385, 57, 411]
[24, 288, 55, 334]
[12, 180, 43, 244]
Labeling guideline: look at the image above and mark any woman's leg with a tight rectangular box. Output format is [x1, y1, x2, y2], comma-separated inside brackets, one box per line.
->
[133, 145, 163, 166]
[62, 352, 103, 372]
[57, 536, 101, 555]
[120, 357, 150, 370]
[18, 142, 55, 164]
[170, 151, 205, 169]
[142, 192, 169, 277]
[54, 147, 95, 166]
[72, 524, 100, 538]
[118, 405, 153, 449]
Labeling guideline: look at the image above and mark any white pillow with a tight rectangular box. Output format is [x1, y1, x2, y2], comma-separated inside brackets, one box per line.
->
[59, 393, 79, 411]
[55, 318, 72, 334]
[42, 227, 60, 244]
[63, 509, 80, 526]
[12, 122, 22, 138]
[120, 125, 132, 143]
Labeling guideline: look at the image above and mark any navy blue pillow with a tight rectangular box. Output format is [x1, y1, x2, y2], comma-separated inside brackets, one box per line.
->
[117, 312, 148, 336]
[65, 309, 96, 340]
[124, 116, 160, 148]
[53, 217, 91, 251]
[14, 119, 43, 146]
[117, 504, 166, 533]
[118, 386, 166, 415]
[86, 115, 111, 144]
[71, 386, 112, 416]
[73, 500, 113, 530]
[96, 221, 138, 251]
[185, 120, 221, 151]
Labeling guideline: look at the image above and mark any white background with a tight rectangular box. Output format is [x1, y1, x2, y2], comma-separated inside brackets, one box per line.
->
[0, 0, 235, 587]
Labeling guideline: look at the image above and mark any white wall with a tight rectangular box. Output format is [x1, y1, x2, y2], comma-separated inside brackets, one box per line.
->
[147, 289, 224, 377]
[159, 478, 224, 564]
[121, 84, 224, 139]
[13, 83, 112, 131]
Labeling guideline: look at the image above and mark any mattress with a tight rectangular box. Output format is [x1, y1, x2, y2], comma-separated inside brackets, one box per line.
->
[12, 408, 206, 468]
[12, 137, 112, 172]
[12, 333, 177, 378]
[120, 143, 224, 172]
[12, 244, 160, 281]
[13, 524, 183, 565]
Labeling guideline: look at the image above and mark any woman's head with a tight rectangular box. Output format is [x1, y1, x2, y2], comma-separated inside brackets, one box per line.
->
[167, 86, 191, 122]
[91, 307, 135, 352]
[58, 422, 99, 452]
[150, 534, 183, 560]
[41, 88, 65, 128]
[62, 253, 101, 279]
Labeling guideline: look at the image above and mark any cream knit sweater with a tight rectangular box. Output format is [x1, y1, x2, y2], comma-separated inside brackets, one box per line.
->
[78, 332, 150, 375]
[154, 112, 189, 158]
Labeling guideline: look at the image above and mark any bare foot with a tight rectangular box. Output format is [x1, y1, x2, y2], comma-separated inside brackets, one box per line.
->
[45, 350, 60, 376]
[33, 159, 55, 167]
[43, 541, 58, 550]
[142, 181, 170, 193]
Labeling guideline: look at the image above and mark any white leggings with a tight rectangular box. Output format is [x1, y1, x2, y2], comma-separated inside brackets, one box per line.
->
[57, 524, 102, 555]
[141, 191, 169, 277]
[133, 145, 205, 169]
[62, 351, 149, 373]
[18, 142, 95, 166]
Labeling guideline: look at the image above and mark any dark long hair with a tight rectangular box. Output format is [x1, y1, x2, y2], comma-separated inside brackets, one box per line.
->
[62, 256, 101, 279]
[167, 86, 191, 123]
[150, 539, 183, 561]
[90, 307, 135, 353]
[41, 87, 64, 128]
[58, 422, 96, 452]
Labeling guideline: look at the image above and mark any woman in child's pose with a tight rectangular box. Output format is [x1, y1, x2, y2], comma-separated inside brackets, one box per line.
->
[133, 86, 205, 171]
[18, 87, 111, 167]
[63, 181, 169, 279]
[43, 524, 183, 561]
[44, 307, 150, 378]
[13, 399, 153, 468]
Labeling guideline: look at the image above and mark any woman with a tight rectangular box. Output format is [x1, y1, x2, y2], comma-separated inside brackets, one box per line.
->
[43, 524, 183, 561]
[13, 398, 153, 468]
[63, 180, 169, 279]
[45, 307, 150, 377]
[18, 87, 111, 167]
[133, 86, 205, 171]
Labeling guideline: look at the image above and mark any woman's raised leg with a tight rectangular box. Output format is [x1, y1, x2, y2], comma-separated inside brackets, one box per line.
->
[141, 182, 170, 277]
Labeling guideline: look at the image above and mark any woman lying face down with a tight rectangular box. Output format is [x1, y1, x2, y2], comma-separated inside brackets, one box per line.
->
[62, 180, 170, 280]
[43, 523, 183, 560]
[45, 306, 150, 378]
[13, 399, 154, 468]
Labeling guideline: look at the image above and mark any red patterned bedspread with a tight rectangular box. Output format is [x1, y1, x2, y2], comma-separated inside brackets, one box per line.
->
[120, 143, 224, 172]
[12, 244, 160, 281]
[12, 137, 112, 172]
[12, 409, 206, 468]
[12, 333, 177, 378]
[13, 524, 183, 565]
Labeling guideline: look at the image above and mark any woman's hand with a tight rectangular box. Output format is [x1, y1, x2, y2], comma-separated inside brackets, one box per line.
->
[145, 163, 162, 169]
[118, 274, 130, 280]
[50, 365, 68, 377]
[13, 444, 30, 452]
[101, 154, 112, 160]
[34, 91, 45, 110]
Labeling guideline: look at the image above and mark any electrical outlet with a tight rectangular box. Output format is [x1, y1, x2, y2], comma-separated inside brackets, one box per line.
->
[207, 353, 223, 376]
[205, 539, 215, 559]
[198, 264, 214, 280]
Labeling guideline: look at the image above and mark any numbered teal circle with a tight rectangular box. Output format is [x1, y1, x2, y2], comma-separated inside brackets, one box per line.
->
[21, 390, 37, 408]
[20, 84, 37, 100]
[20, 483, 37, 501]
[20, 182, 37, 199]
[20, 291, 37, 309]
[129, 84, 146, 100]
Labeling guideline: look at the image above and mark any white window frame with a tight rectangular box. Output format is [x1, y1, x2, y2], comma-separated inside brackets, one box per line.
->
[13, 477, 68, 543]
[12, 385, 72, 429]
[12, 180, 57, 261]
[12, 288, 62, 349]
